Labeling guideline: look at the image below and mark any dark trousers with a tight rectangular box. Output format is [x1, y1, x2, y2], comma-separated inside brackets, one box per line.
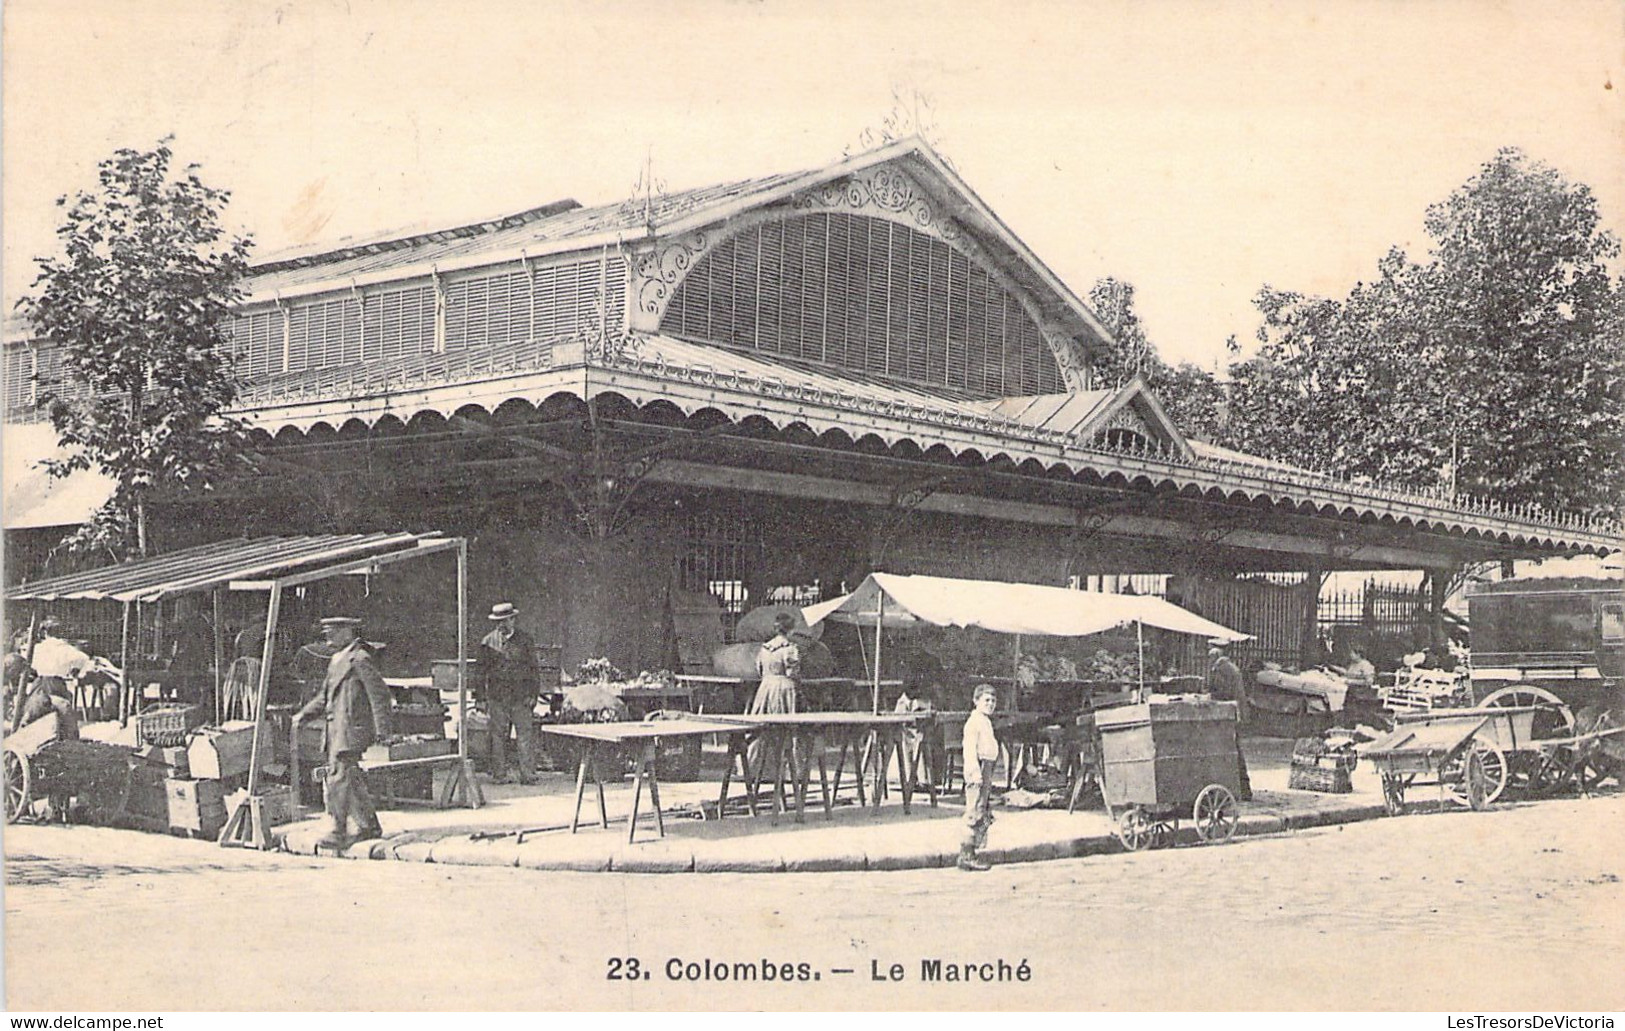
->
[325, 750, 381, 838]
[487, 697, 537, 782]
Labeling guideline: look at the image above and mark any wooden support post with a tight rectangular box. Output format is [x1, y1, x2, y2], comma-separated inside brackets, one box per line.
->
[211, 589, 226, 726]
[220, 585, 282, 850]
[436, 538, 483, 809]
[11, 610, 38, 734]
[117, 602, 133, 726]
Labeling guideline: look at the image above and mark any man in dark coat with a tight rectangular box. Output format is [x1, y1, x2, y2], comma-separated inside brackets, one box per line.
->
[1208, 640, 1252, 801]
[478, 602, 538, 784]
[295, 616, 392, 848]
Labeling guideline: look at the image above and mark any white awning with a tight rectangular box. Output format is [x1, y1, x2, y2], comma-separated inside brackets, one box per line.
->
[803, 571, 1252, 642]
[3, 422, 115, 530]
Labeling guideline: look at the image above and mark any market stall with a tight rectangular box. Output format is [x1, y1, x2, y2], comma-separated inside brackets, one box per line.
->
[802, 572, 1253, 809]
[4, 532, 482, 849]
[803, 572, 1253, 711]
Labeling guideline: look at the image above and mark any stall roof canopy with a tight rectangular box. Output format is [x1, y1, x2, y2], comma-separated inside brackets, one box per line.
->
[5, 532, 448, 603]
[803, 572, 1252, 642]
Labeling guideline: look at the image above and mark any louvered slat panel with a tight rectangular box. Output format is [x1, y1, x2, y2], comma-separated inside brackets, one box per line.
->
[907, 230, 934, 383]
[286, 304, 313, 372]
[930, 237, 958, 388]
[757, 221, 784, 354]
[778, 218, 806, 359]
[824, 214, 852, 368]
[952, 252, 979, 393]
[1003, 290, 1026, 396]
[802, 215, 827, 362]
[604, 256, 628, 334]
[733, 226, 760, 350]
[3, 346, 34, 410]
[570, 261, 600, 337]
[709, 232, 738, 347]
[863, 218, 888, 374]
[377, 290, 404, 361]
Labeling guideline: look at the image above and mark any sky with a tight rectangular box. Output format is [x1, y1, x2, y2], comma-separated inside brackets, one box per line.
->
[3, 0, 1620, 368]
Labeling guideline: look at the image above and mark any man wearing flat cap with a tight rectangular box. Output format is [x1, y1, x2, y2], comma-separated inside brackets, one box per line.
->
[295, 616, 393, 848]
[478, 602, 538, 785]
[1206, 639, 1252, 800]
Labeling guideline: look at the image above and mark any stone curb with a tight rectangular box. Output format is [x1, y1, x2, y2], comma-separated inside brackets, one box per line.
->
[279, 798, 1394, 873]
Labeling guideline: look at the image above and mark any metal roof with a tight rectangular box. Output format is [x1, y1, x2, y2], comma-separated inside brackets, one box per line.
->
[241, 171, 809, 296]
[5, 532, 442, 603]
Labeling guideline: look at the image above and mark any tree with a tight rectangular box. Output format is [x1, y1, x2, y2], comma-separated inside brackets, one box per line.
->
[1227, 149, 1624, 518]
[18, 139, 253, 557]
[1087, 277, 1225, 441]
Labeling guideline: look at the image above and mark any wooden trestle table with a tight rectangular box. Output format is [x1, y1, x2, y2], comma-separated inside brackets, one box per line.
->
[538, 718, 754, 844]
[710, 711, 937, 823]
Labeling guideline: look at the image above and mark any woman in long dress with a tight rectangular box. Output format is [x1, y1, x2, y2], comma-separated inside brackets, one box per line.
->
[747, 613, 802, 791]
[751, 612, 802, 715]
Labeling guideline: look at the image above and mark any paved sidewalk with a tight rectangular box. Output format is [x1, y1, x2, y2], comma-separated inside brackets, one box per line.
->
[275, 737, 1402, 872]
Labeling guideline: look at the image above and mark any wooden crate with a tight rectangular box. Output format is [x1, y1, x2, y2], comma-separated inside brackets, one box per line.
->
[362, 737, 454, 763]
[224, 786, 296, 827]
[135, 743, 190, 777]
[187, 721, 263, 780]
[165, 778, 227, 836]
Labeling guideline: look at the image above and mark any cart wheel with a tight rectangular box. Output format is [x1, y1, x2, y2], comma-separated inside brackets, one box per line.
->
[1151, 818, 1178, 849]
[1116, 807, 1156, 851]
[1445, 742, 1507, 808]
[4, 749, 31, 824]
[1478, 686, 1575, 740]
[1381, 774, 1405, 816]
[1193, 784, 1240, 843]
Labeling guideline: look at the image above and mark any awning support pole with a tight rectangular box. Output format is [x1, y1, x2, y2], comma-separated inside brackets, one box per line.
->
[117, 602, 133, 726]
[439, 537, 483, 808]
[1013, 633, 1022, 713]
[872, 592, 884, 716]
[220, 583, 282, 850]
[211, 588, 226, 726]
[11, 609, 38, 734]
[1136, 619, 1146, 703]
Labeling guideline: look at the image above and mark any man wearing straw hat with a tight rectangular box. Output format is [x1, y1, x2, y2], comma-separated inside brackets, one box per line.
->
[296, 616, 392, 849]
[479, 602, 539, 785]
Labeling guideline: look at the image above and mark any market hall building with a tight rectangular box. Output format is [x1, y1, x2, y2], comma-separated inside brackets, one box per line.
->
[4, 140, 1618, 681]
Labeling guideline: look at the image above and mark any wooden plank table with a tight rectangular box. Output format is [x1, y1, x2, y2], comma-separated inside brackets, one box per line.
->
[708, 711, 936, 823]
[538, 718, 754, 843]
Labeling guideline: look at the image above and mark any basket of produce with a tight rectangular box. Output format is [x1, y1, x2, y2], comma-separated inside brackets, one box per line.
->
[136, 704, 207, 747]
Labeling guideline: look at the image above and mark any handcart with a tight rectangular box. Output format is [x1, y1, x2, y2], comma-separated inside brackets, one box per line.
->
[1365, 711, 1499, 815]
[1392, 704, 1542, 806]
[4, 712, 133, 824]
[1094, 698, 1243, 851]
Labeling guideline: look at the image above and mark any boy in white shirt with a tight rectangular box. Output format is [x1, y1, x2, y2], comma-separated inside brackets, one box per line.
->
[959, 683, 1001, 872]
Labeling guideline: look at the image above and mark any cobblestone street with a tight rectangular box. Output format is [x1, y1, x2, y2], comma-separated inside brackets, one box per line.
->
[5, 792, 1622, 1011]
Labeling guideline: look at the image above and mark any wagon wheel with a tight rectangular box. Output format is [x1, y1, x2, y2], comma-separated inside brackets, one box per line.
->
[1151, 817, 1178, 849]
[4, 749, 31, 824]
[1444, 742, 1507, 808]
[1462, 749, 1494, 811]
[1478, 686, 1575, 740]
[1381, 773, 1406, 816]
[1193, 784, 1240, 843]
[1524, 749, 1575, 797]
[1116, 806, 1156, 851]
